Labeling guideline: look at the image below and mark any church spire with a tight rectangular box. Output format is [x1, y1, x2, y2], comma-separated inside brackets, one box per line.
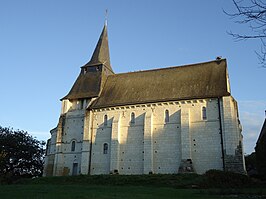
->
[84, 23, 113, 72]
[62, 22, 114, 101]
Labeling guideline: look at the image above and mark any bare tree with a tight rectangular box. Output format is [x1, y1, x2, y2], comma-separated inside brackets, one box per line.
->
[226, 0, 266, 67]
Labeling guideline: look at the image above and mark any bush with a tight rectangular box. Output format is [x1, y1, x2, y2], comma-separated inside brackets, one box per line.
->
[202, 170, 252, 188]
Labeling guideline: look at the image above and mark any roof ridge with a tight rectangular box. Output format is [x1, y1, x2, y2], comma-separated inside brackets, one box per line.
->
[91, 58, 229, 108]
[113, 59, 226, 76]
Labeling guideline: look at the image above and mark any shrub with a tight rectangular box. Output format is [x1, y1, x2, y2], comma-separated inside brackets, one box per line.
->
[202, 169, 252, 188]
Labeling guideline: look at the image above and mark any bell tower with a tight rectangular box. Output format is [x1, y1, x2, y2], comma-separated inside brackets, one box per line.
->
[62, 23, 114, 102]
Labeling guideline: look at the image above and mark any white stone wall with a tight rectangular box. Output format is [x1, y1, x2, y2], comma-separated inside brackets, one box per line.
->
[90, 112, 112, 174]
[43, 128, 57, 176]
[151, 104, 181, 174]
[49, 128, 57, 156]
[61, 110, 84, 175]
[89, 99, 226, 175]
[220, 96, 245, 172]
[51, 101, 87, 175]
[46, 96, 244, 176]
[90, 109, 145, 175]
[190, 99, 223, 173]
[221, 96, 242, 154]
[81, 111, 93, 174]
[61, 99, 88, 114]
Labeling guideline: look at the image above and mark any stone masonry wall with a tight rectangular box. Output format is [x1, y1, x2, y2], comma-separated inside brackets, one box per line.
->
[51, 99, 87, 176]
[45, 97, 245, 176]
[221, 96, 245, 173]
[90, 99, 225, 175]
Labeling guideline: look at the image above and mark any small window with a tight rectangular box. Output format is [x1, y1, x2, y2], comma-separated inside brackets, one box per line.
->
[104, 115, 108, 126]
[165, 110, 169, 123]
[71, 141, 76, 152]
[103, 143, 108, 154]
[202, 107, 207, 120]
[131, 112, 135, 124]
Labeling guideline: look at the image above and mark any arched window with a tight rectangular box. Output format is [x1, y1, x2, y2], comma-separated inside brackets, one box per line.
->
[103, 143, 108, 154]
[71, 141, 76, 152]
[104, 115, 108, 126]
[131, 112, 135, 124]
[165, 109, 169, 123]
[202, 106, 207, 120]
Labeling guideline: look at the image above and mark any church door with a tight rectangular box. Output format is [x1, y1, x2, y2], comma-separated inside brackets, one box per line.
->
[72, 163, 78, 176]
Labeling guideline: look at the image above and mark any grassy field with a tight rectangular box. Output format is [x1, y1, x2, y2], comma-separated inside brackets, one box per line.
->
[2, 184, 265, 199]
[0, 172, 265, 199]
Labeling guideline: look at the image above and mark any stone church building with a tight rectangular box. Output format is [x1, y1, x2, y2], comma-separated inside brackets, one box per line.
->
[44, 24, 246, 176]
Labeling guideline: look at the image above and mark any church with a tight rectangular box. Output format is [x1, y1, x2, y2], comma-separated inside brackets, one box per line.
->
[43, 23, 246, 176]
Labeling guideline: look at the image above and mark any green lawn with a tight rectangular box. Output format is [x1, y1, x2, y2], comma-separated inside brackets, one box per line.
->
[0, 184, 265, 199]
[0, 184, 228, 199]
[1, 172, 266, 199]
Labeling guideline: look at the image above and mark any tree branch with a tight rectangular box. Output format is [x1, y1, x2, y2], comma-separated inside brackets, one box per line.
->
[225, 0, 266, 67]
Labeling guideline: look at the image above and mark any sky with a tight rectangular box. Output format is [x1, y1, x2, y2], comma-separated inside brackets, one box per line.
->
[0, 0, 265, 154]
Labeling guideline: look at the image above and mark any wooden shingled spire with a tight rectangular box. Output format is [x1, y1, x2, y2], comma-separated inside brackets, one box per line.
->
[83, 23, 113, 73]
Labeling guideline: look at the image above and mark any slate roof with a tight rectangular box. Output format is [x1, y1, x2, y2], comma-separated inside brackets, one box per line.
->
[83, 24, 113, 72]
[91, 59, 230, 109]
[62, 72, 102, 100]
[62, 24, 114, 100]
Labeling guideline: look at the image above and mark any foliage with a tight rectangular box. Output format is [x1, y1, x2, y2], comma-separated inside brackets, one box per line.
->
[202, 169, 252, 188]
[20, 171, 257, 189]
[226, 0, 266, 67]
[245, 152, 257, 169]
[256, 144, 266, 180]
[0, 126, 45, 183]
[21, 173, 205, 188]
[245, 152, 258, 177]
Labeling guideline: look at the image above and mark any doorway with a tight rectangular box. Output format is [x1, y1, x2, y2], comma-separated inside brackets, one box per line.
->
[72, 163, 78, 176]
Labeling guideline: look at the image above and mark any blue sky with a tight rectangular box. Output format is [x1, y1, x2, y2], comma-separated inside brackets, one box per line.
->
[0, 0, 265, 154]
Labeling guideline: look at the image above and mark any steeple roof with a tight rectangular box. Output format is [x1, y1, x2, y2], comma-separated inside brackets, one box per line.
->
[61, 24, 114, 100]
[83, 24, 113, 72]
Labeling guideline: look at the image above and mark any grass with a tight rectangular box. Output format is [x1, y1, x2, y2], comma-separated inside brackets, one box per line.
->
[0, 184, 251, 199]
[0, 173, 265, 199]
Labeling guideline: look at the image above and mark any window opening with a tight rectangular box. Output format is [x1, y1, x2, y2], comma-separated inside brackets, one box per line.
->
[131, 112, 135, 124]
[165, 109, 170, 123]
[202, 106, 207, 120]
[103, 143, 108, 154]
[71, 141, 76, 152]
[104, 115, 108, 126]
